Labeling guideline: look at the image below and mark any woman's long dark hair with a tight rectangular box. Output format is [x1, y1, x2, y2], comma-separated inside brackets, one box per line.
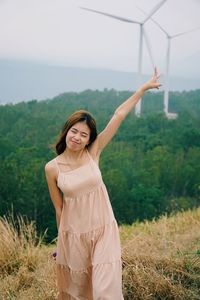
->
[55, 110, 97, 155]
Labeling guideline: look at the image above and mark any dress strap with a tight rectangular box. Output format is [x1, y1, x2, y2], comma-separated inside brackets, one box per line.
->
[86, 148, 99, 168]
[86, 148, 92, 161]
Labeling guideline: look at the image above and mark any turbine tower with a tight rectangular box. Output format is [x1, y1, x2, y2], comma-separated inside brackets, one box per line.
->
[80, 0, 167, 116]
[138, 6, 200, 119]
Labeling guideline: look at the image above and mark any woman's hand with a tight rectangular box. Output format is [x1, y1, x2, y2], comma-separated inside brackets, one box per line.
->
[139, 67, 162, 93]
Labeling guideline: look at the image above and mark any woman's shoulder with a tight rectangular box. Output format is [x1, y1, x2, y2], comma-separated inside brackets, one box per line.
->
[45, 157, 57, 174]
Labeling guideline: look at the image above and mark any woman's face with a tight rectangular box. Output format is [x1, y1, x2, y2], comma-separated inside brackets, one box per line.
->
[65, 121, 91, 151]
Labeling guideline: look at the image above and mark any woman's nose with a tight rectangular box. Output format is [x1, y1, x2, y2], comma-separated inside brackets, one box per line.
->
[74, 133, 80, 141]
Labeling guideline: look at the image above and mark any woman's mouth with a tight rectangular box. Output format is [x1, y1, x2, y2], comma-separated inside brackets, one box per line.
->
[71, 140, 80, 145]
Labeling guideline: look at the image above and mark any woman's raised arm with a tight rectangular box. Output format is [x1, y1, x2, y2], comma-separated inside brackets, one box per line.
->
[97, 67, 161, 151]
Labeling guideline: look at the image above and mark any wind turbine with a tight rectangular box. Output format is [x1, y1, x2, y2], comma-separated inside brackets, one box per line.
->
[80, 0, 167, 116]
[137, 6, 200, 119]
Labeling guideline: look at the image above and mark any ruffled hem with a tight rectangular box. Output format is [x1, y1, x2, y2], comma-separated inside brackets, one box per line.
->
[59, 219, 116, 235]
[57, 263, 91, 274]
[56, 260, 124, 300]
[56, 220, 122, 270]
[56, 259, 122, 273]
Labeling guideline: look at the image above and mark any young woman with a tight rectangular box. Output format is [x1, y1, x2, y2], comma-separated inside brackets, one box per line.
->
[45, 68, 161, 299]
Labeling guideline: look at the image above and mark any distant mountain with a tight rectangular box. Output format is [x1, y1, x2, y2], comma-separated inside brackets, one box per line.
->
[0, 59, 199, 104]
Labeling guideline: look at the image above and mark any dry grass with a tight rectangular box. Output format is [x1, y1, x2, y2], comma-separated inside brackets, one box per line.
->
[0, 215, 57, 300]
[0, 209, 199, 299]
[120, 209, 200, 299]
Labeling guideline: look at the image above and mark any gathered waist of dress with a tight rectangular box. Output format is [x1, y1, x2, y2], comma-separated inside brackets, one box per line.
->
[62, 180, 105, 200]
[59, 219, 117, 235]
[60, 183, 115, 233]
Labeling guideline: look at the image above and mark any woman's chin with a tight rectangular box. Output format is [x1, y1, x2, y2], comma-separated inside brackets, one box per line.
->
[67, 142, 84, 151]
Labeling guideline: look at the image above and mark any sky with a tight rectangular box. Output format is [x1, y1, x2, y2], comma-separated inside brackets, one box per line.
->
[0, 0, 200, 79]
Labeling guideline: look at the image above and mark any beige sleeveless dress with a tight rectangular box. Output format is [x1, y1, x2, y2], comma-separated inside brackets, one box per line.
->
[54, 149, 124, 300]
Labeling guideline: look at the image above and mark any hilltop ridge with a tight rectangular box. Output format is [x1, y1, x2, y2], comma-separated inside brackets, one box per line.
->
[0, 59, 200, 104]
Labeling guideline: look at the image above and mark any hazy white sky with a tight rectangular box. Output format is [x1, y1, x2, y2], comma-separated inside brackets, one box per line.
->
[0, 0, 200, 78]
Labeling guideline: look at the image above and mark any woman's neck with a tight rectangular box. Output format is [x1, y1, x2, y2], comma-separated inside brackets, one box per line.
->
[63, 148, 86, 161]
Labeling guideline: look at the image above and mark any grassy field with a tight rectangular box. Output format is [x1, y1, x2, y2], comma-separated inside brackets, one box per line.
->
[0, 209, 200, 300]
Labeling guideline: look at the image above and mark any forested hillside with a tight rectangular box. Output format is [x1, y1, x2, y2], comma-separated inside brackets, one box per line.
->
[0, 89, 200, 241]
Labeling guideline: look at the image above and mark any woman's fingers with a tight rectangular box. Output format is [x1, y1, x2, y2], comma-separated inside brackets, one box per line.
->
[154, 66, 161, 80]
[152, 67, 161, 83]
[156, 82, 162, 89]
[154, 66, 158, 77]
[141, 67, 161, 91]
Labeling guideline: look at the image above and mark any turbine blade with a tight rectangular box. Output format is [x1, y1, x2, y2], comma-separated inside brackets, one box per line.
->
[137, 5, 168, 36]
[142, 0, 167, 23]
[143, 27, 155, 68]
[171, 26, 200, 39]
[80, 7, 140, 24]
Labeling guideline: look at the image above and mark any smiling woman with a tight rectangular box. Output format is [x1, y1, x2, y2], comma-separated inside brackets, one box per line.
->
[44, 68, 161, 300]
[55, 110, 97, 155]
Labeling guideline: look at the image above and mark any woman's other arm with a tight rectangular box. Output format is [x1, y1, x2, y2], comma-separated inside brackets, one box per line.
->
[45, 162, 63, 230]
[97, 67, 161, 151]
